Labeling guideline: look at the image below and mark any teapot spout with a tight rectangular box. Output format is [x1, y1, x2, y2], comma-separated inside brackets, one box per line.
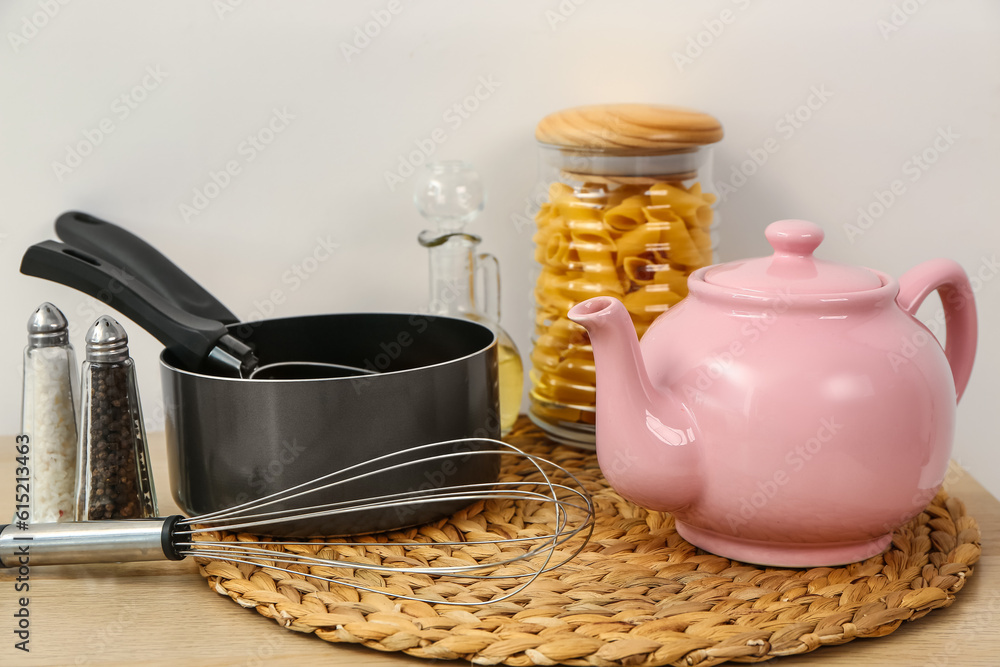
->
[569, 297, 701, 512]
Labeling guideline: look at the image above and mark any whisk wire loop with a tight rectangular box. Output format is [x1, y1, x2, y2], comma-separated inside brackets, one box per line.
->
[177, 438, 595, 605]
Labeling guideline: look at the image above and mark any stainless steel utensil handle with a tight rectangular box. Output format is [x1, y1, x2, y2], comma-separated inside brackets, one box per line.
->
[0, 516, 185, 567]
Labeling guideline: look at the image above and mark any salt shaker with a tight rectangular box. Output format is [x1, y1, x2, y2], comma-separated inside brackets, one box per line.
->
[20, 303, 79, 522]
[76, 316, 158, 520]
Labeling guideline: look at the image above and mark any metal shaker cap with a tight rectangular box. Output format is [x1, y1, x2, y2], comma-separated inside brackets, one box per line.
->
[27, 302, 69, 347]
[85, 316, 130, 363]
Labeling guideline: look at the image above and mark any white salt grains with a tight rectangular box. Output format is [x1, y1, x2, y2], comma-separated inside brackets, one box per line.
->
[24, 345, 79, 522]
[21, 303, 79, 523]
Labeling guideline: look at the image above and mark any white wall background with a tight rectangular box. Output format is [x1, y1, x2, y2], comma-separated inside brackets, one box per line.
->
[2, 1, 998, 494]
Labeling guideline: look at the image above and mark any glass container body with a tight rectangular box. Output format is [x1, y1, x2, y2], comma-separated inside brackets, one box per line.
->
[424, 233, 524, 435]
[76, 358, 158, 520]
[21, 344, 79, 522]
[528, 145, 718, 446]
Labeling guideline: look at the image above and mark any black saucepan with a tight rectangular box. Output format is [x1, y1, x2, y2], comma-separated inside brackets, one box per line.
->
[21, 213, 501, 536]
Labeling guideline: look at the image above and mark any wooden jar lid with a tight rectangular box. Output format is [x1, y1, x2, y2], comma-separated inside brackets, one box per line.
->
[535, 104, 723, 153]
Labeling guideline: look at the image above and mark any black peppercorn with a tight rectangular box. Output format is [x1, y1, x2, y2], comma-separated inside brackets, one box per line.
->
[76, 317, 158, 521]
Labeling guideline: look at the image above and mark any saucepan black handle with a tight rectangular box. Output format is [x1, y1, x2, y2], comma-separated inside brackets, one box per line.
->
[55, 211, 240, 325]
[20, 240, 234, 373]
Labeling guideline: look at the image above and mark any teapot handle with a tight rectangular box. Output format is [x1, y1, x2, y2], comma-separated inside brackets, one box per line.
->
[896, 259, 977, 402]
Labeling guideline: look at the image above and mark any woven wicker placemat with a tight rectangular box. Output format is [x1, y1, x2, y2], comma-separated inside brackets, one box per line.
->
[195, 418, 981, 666]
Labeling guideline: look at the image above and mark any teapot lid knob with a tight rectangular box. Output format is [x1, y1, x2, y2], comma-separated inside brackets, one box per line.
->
[765, 220, 823, 257]
[702, 219, 883, 294]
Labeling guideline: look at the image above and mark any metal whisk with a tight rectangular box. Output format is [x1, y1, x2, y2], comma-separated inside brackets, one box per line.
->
[0, 440, 594, 605]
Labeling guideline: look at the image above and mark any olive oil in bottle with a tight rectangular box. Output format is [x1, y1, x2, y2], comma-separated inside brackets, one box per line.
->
[415, 161, 524, 434]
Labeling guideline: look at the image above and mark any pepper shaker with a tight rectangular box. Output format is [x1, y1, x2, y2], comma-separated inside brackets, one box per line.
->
[76, 316, 158, 520]
[20, 303, 79, 522]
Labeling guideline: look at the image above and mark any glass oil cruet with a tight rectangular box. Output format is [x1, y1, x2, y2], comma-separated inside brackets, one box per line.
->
[414, 161, 524, 434]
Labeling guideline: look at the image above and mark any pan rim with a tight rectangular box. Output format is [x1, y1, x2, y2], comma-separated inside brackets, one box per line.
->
[158, 310, 499, 382]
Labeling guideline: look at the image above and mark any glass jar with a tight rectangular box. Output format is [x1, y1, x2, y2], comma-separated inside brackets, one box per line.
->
[528, 104, 723, 446]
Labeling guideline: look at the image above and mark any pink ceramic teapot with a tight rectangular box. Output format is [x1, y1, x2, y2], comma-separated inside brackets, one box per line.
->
[568, 220, 977, 567]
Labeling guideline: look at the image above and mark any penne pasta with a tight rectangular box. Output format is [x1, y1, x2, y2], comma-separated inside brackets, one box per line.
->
[531, 177, 716, 416]
[533, 370, 596, 406]
[614, 223, 662, 261]
[569, 222, 616, 268]
[557, 198, 603, 221]
[529, 400, 583, 424]
[688, 182, 719, 206]
[535, 202, 558, 226]
[558, 269, 624, 299]
[623, 284, 684, 317]
[546, 316, 589, 344]
[529, 343, 562, 373]
[622, 256, 657, 285]
[652, 265, 689, 297]
[649, 182, 701, 214]
[544, 231, 574, 269]
[534, 283, 576, 314]
[643, 206, 703, 266]
[603, 195, 648, 233]
[548, 182, 574, 200]
[535, 305, 561, 329]
[554, 356, 596, 384]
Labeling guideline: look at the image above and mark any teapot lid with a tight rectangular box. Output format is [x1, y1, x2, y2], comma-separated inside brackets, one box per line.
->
[704, 220, 883, 294]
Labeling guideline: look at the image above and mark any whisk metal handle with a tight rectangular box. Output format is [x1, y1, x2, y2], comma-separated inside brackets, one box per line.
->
[0, 516, 185, 567]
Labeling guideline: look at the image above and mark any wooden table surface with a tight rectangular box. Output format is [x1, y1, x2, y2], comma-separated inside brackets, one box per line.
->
[1, 431, 997, 667]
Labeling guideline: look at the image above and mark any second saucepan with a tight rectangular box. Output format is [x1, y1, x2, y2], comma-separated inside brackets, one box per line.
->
[21, 214, 501, 536]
